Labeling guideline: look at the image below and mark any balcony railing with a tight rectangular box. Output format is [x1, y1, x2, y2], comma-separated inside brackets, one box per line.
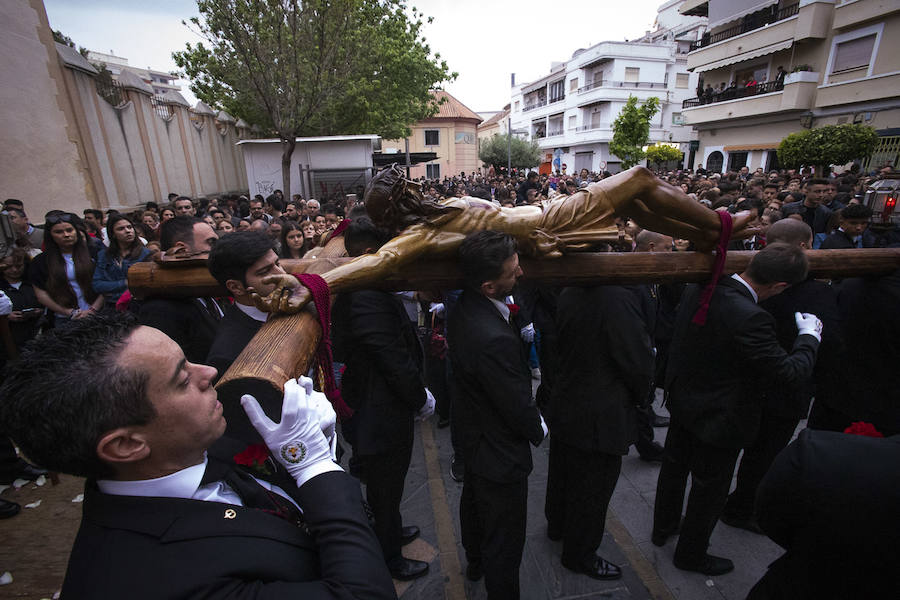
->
[682, 79, 784, 108]
[575, 123, 610, 132]
[578, 80, 667, 93]
[546, 129, 564, 137]
[522, 99, 547, 112]
[689, 3, 799, 51]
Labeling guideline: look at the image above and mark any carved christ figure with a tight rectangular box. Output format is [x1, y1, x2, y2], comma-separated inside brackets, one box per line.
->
[251, 164, 754, 313]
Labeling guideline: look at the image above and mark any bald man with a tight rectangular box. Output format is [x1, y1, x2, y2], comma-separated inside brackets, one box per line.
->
[721, 219, 844, 533]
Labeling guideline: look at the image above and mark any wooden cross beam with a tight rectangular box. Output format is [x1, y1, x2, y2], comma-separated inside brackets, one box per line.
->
[126, 248, 900, 442]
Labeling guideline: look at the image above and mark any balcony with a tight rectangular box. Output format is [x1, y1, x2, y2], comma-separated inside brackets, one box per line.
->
[689, 3, 798, 51]
[683, 80, 784, 108]
[522, 99, 547, 112]
[682, 74, 816, 125]
[578, 80, 667, 94]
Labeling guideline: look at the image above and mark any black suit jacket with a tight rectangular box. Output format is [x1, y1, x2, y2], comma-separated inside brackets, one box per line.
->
[665, 277, 819, 449]
[782, 201, 832, 234]
[207, 304, 264, 385]
[332, 290, 425, 456]
[755, 429, 900, 598]
[447, 290, 544, 483]
[760, 278, 845, 419]
[138, 297, 222, 364]
[551, 285, 654, 455]
[60, 469, 397, 599]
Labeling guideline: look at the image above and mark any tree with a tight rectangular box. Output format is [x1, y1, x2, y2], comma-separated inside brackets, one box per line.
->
[645, 144, 683, 169]
[777, 124, 878, 174]
[174, 0, 454, 196]
[52, 29, 89, 57]
[478, 134, 541, 171]
[609, 95, 660, 169]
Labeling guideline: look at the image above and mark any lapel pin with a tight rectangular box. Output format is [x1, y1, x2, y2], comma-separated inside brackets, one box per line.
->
[224, 509, 236, 519]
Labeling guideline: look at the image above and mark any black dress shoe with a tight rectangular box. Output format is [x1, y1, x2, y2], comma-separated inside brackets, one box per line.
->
[561, 554, 622, 580]
[638, 442, 665, 463]
[650, 412, 670, 428]
[0, 498, 21, 519]
[450, 455, 464, 483]
[400, 525, 420, 546]
[546, 526, 562, 542]
[465, 561, 483, 581]
[0, 459, 48, 485]
[651, 524, 680, 547]
[673, 553, 734, 576]
[720, 513, 763, 534]
[387, 556, 429, 581]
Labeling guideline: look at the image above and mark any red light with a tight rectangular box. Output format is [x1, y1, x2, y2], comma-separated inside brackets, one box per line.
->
[887, 197, 897, 209]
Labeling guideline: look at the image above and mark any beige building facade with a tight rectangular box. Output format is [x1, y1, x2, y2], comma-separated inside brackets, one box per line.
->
[381, 90, 482, 180]
[679, 0, 900, 173]
[1, 0, 255, 220]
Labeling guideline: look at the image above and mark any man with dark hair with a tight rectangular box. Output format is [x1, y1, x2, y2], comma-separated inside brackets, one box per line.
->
[4, 207, 43, 250]
[516, 171, 540, 205]
[0, 314, 396, 599]
[265, 195, 284, 220]
[250, 198, 271, 223]
[819, 203, 875, 249]
[782, 178, 832, 235]
[447, 231, 547, 598]
[332, 216, 432, 581]
[138, 217, 222, 363]
[722, 219, 843, 533]
[653, 243, 822, 576]
[82, 209, 105, 242]
[206, 232, 284, 383]
[173, 196, 195, 217]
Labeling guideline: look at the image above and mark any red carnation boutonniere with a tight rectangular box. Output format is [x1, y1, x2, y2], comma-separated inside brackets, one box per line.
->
[843, 421, 884, 438]
[506, 303, 520, 317]
[234, 443, 274, 476]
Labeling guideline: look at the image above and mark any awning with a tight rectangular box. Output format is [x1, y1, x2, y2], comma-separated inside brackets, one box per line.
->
[694, 39, 793, 72]
[372, 152, 438, 167]
[708, 0, 778, 30]
[679, 0, 708, 17]
[724, 144, 777, 151]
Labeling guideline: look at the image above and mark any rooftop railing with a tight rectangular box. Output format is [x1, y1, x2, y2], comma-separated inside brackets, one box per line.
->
[689, 3, 799, 51]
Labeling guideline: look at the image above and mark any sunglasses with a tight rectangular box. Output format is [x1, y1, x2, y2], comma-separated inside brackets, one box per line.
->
[45, 213, 78, 226]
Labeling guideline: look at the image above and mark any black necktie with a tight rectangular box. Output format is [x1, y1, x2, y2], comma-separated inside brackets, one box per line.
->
[201, 458, 305, 528]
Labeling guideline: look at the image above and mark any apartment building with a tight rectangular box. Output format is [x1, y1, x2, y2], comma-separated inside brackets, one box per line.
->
[679, 0, 900, 173]
[508, 1, 705, 174]
[85, 50, 181, 95]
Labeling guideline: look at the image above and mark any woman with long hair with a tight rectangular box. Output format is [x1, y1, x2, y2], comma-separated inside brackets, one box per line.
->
[92, 214, 151, 307]
[160, 206, 176, 223]
[280, 220, 315, 259]
[29, 212, 102, 325]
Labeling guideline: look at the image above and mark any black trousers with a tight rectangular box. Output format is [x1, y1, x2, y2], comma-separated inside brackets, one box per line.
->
[353, 444, 413, 562]
[653, 420, 740, 563]
[460, 470, 527, 600]
[725, 414, 798, 518]
[545, 437, 621, 562]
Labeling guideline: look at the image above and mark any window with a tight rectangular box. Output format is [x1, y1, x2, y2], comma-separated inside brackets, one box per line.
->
[676, 73, 690, 88]
[625, 67, 640, 83]
[568, 115, 576, 129]
[549, 80, 565, 103]
[569, 78, 578, 91]
[672, 112, 684, 125]
[424, 129, 439, 146]
[832, 34, 876, 72]
[593, 71, 604, 87]
[426, 164, 440, 179]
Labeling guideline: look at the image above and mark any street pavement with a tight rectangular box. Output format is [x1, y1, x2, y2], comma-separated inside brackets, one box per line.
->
[387, 389, 787, 600]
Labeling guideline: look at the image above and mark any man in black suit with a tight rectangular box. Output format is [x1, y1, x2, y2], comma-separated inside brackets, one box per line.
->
[447, 231, 547, 599]
[819, 203, 875, 249]
[206, 231, 286, 383]
[138, 216, 223, 363]
[749, 429, 900, 599]
[652, 243, 821, 575]
[546, 276, 654, 579]
[722, 219, 844, 532]
[0, 314, 396, 599]
[332, 217, 433, 581]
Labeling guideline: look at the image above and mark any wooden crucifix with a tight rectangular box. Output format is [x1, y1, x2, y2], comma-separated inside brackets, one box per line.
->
[128, 165, 900, 441]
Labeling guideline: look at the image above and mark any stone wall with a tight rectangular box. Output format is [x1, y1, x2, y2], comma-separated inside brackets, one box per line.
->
[0, 0, 256, 221]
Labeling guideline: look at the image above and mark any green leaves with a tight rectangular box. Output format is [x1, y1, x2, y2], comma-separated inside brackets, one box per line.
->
[478, 134, 541, 170]
[609, 96, 660, 169]
[777, 124, 878, 171]
[646, 143, 682, 166]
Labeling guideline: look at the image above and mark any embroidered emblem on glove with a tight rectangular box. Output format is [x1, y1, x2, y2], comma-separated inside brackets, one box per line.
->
[281, 442, 307, 464]
[224, 509, 236, 519]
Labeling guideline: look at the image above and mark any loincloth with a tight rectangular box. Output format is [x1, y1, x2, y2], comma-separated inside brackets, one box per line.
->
[523, 186, 621, 257]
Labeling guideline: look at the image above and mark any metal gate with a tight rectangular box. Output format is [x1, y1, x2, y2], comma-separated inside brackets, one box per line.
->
[863, 136, 900, 173]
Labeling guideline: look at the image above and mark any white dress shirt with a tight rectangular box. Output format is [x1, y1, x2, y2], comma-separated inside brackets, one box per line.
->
[731, 273, 759, 304]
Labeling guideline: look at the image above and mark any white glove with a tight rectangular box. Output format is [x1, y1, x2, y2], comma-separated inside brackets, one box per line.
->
[794, 312, 823, 342]
[416, 388, 436, 421]
[298, 376, 338, 461]
[428, 302, 445, 318]
[520, 323, 535, 343]
[0, 291, 12, 316]
[241, 378, 339, 487]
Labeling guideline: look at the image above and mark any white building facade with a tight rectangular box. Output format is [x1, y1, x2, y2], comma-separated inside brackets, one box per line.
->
[509, 3, 706, 173]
